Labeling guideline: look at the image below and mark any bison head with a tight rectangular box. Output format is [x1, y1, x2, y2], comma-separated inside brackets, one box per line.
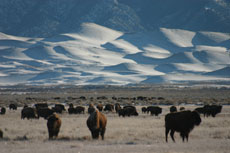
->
[192, 111, 201, 126]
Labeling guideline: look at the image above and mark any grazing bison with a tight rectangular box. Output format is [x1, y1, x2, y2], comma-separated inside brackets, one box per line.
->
[115, 103, 121, 113]
[170, 106, 177, 113]
[165, 110, 201, 142]
[9, 104, 17, 110]
[195, 105, 222, 117]
[104, 104, 114, 112]
[96, 104, 103, 112]
[141, 107, 147, 114]
[47, 113, 61, 139]
[75, 106, 85, 114]
[87, 110, 107, 140]
[37, 108, 54, 119]
[120, 106, 138, 117]
[147, 106, 162, 116]
[0, 107, 6, 115]
[21, 107, 38, 120]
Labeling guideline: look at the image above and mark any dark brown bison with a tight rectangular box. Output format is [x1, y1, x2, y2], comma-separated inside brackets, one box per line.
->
[0, 107, 6, 115]
[87, 110, 107, 140]
[170, 106, 177, 113]
[195, 105, 222, 117]
[165, 110, 201, 142]
[37, 107, 54, 119]
[104, 104, 114, 112]
[96, 104, 103, 112]
[47, 113, 61, 139]
[75, 106, 85, 114]
[21, 107, 38, 120]
[147, 106, 162, 116]
[141, 107, 147, 114]
[115, 103, 121, 113]
[120, 106, 138, 117]
[9, 104, 17, 110]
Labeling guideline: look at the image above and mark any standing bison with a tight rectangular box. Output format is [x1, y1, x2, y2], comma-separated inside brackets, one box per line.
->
[147, 106, 162, 116]
[165, 110, 201, 142]
[194, 104, 222, 117]
[47, 113, 62, 139]
[0, 107, 6, 115]
[87, 110, 107, 140]
[21, 107, 38, 120]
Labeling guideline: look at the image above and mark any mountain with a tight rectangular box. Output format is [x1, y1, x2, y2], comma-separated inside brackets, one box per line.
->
[0, 0, 230, 37]
[0, 0, 230, 85]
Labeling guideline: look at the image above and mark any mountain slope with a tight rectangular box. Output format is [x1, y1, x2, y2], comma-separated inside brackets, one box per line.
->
[0, 0, 230, 37]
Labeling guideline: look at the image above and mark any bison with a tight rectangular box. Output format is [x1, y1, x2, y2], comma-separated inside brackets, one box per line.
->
[115, 103, 121, 113]
[147, 106, 162, 116]
[194, 105, 222, 117]
[119, 106, 138, 117]
[87, 109, 107, 140]
[75, 106, 85, 114]
[21, 107, 38, 120]
[165, 110, 201, 142]
[47, 113, 61, 139]
[170, 106, 177, 113]
[104, 104, 114, 112]
[141, 107, 147, 114]
[37, 107, 54, 119]
[9, 104, 17, 110]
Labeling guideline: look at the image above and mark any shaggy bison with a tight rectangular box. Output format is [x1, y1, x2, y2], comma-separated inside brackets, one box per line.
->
[165, 110, 201, 142]
[47, 113, 61, 139]
[147, 106, 162, 116]
[87, 110, 107, 140]
[21, 107, 38, 120]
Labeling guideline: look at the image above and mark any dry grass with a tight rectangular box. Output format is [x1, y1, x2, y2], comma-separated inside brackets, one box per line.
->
[0, 105, 230, 153]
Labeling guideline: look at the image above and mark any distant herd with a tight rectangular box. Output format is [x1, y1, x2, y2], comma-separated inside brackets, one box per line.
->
[0, 99, 223, 142]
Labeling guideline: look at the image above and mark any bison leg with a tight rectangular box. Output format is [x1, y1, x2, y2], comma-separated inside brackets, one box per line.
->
[100, 128, 106, 140]
[165, 128, 170, 142]
[185, 133, 189, 142]
[170, 130, 175, 142]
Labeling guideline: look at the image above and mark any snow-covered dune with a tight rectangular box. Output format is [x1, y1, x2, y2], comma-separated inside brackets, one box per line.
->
[0, 23, 229, 85]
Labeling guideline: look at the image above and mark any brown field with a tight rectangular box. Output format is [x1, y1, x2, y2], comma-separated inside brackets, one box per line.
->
[0, 86, 230, 153]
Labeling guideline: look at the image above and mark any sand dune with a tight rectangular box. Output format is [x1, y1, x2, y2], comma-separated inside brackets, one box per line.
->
[0, 23, 229, 85]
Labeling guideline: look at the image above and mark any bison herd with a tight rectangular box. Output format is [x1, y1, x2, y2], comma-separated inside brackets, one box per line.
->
[0, 101, 223, 142]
